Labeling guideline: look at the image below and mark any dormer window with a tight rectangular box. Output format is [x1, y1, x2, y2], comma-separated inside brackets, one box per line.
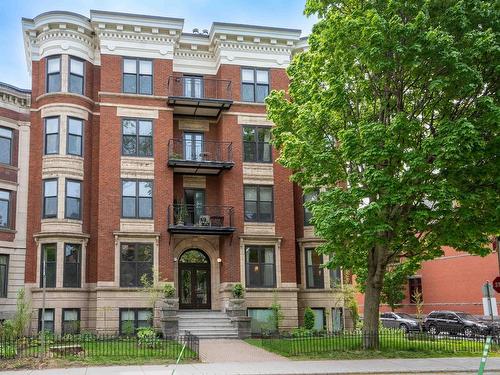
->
[46, 56, 61, 93]
[123, 58, 153, 95]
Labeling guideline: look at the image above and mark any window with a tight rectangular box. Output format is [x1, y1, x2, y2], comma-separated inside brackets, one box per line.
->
[409, 277, 423, 303]
[65, 179, 81, 219]
[123, 58, 153, 95]
[40, 244, 56, 288]
[67, 118, 83, 156]
[43, 179, 58, 218]
[119, 308, 152, 334]
[241, 68, 269, 102]
[312, 308, 325, 331]
[0, 190, 10, 228]
[305, 248, 324, 289]
[332, 308, 343, 332]
[242, 126, 272, 163]
[122, 180, 153, 219]
[245, 245, 276, 288]
[120, 243, 153, 287]
[244, 185, 273, 222]
[0, 255, 8, 298]
[38, 309, 55, 333]
[248, 308, 275, 333]
[329, 266, 342, 288]
[0, 127, 13, 165]
[62, 308, 81, 335]
[44, 117, 59, 155]
[122, 119, 153, 157]
[63, 243, 81, 288]
[46, 56, 61, 93]
[303, 191, 318, 226]
[183, 75, 203, 98]
[69, 57, 84, 95]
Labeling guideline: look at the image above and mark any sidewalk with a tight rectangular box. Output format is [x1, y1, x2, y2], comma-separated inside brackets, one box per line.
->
[2, 357, 500, 375]
[199, 338, 288, 362]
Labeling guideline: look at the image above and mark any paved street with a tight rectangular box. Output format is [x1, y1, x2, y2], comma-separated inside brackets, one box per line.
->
[2, 357, 500, 374]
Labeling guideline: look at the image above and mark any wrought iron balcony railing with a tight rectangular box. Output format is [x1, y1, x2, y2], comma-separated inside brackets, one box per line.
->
[167, 76, 232, 101]
[167, 204, 235, 234]
[168, 139, 233, 164]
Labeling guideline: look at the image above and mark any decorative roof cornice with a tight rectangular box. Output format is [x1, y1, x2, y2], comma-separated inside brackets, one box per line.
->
[0, 82, 31, 109]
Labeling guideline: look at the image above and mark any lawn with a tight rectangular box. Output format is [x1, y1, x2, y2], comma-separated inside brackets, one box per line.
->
[245, 332, 499, 360]
[0, 337, 198, 369]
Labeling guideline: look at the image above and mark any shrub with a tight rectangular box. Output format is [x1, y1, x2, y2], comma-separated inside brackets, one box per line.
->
[163, 284, 176, 298]
[0, 344, 16, 359]
[79, 330, 97, 341]
[304, 307, 315, 330]
[291, 327, 313, 337]
[122, 321, 135, 337]
[0, 320, 15, 338]
[269, 292, 284, 332]
[232, 283, 245, 299]
[137, 327, 159, 348]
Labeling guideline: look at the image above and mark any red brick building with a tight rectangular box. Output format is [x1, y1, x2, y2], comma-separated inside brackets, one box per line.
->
[357, 246, 500, 316]
[17, 10, 344, 336]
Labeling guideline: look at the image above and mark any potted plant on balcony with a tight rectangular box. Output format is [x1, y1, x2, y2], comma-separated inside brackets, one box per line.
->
[175, 200, 188, 226]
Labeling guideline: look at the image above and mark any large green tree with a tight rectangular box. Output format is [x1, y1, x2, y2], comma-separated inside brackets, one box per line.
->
[267, 0, 499, 348]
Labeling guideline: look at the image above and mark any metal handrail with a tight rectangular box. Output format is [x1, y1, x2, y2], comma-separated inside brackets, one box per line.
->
[167, 75, 232, 100]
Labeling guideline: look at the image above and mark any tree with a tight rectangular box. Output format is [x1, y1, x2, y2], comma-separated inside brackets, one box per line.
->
[12, 288, 31, 338]
[380, 261, 420, 311]
[140, 268, 164, 326]
[267, 0, 499, 349]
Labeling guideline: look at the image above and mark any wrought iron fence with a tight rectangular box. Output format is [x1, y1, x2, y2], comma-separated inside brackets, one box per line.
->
[0, 332, 199, 360]
[259, 329, 499, 356]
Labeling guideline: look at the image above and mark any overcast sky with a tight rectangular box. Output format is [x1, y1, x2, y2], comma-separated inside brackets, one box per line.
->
[0, 0, 316, 89]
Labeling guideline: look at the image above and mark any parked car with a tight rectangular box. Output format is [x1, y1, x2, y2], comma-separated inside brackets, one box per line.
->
[380, 312, 420, 332]
[423, 311, 490, 337]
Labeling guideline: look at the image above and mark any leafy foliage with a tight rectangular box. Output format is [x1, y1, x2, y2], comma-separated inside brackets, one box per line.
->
[232, 283, 245, 299]
[269, 292, 285, 331]
[304, 307, 316, 330]
[163, 283, 176, 299]
[267, 0, 499, 346]
[137, 327, 160, 348]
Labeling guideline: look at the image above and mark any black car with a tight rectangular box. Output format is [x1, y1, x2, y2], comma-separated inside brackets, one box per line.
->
[423, 311, 490, 337]
[380, 312, 420, 332]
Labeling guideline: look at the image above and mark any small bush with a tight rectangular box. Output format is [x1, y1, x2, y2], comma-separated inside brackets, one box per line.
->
[122, 321, 135, 337]
[0, 320, 15, 338]
[0, 344, 16, 359]
[79, 330, 97, 341]
[163, 284, 176, 298]
[291, 327, 313, 337]
[232, 283, 245, 299]
[137, 327, 159, 348]
[304, 307, 315, 330]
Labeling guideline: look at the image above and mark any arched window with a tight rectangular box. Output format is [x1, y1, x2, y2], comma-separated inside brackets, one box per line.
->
[179, 249, 209, 264]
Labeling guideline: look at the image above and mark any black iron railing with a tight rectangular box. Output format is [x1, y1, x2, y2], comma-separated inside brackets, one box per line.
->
[0, 332, 199, 360]
[167, 76, 232, 101]
[168, 204, 234, 229]
[258, 329, 499, 356]
[168, 139, 233, 164]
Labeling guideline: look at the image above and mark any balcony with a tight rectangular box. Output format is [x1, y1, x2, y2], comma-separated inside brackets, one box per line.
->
[167, 76, 233, 118]
[168, 204, 235, 235]
[168, 139, 234, 175]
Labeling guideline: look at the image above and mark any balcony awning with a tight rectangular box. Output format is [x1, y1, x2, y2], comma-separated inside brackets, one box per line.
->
[167, 97, 232, 118]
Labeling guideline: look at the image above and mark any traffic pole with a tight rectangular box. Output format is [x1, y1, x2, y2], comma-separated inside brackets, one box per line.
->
[478, 336, 492, 375]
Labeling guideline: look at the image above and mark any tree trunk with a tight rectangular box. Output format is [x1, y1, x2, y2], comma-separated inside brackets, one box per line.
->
[362, 245, 387, 349]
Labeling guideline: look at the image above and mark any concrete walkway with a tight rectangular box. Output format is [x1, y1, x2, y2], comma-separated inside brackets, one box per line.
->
[2, 357, 500, 374]
[199, 338, 288, 362]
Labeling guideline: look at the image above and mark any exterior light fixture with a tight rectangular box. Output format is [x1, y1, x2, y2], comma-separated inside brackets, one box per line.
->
[217, 257, 222, 263]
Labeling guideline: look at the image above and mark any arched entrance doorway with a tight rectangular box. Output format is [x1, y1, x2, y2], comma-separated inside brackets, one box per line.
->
[178, 249, 211, 309]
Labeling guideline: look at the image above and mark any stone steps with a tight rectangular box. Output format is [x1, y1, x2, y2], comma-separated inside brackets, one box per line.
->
[178, 310, 239, 338]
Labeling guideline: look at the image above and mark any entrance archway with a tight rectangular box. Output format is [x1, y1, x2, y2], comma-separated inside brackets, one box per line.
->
[178, 249, 211, 309]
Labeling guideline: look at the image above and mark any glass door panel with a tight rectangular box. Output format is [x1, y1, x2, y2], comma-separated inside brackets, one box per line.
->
[180, 269, 192, 305]
[183, 133, 204, 161]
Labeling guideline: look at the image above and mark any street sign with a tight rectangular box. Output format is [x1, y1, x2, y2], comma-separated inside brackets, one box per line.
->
[493, 277, 500, 293]
[483, 282, 495, 297]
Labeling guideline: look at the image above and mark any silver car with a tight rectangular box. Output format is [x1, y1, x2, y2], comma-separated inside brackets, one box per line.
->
[380, 312, 420, 332]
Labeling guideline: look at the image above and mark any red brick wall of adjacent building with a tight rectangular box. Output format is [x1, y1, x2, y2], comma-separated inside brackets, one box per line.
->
[356, 246, 500, 315]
